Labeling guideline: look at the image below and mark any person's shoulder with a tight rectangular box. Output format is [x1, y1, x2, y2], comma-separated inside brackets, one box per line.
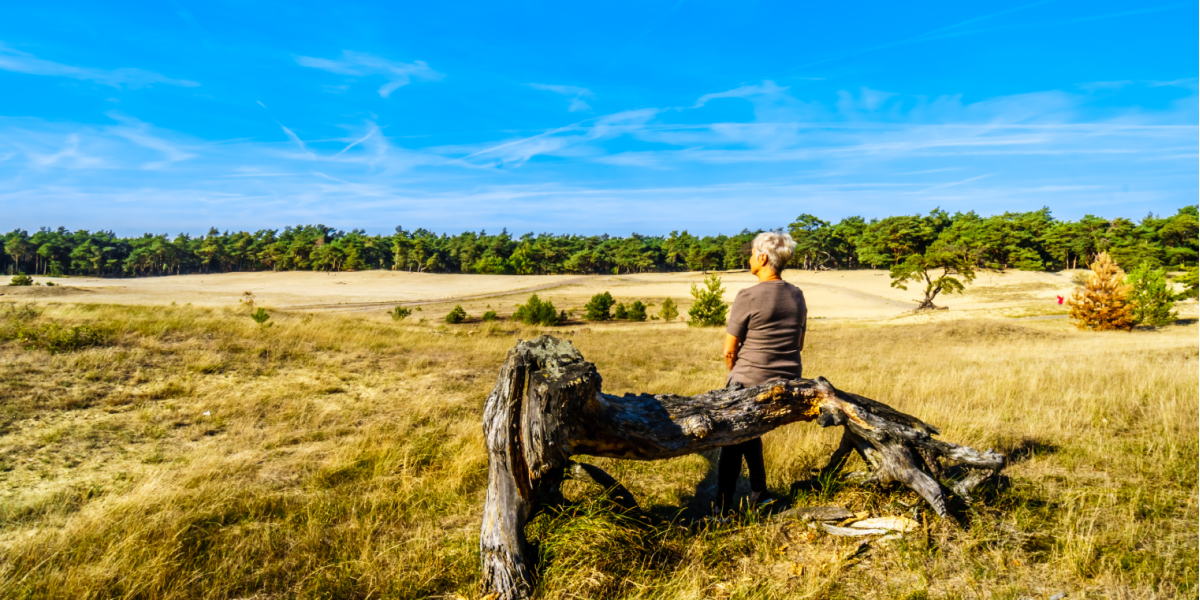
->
[776, 279, 803, 293]
[782, 280, 806, 299]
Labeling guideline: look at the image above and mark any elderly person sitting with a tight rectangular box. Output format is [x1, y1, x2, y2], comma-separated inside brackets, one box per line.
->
[718, 230, 807, 512]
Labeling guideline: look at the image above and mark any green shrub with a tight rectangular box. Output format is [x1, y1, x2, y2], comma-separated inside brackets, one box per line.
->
[658, 298, 678, 321]
[14, 323, 109, 354]
[513, 295, 560, 326]
[688, 274, 728, 327]
[388, 306, 412, 321]
[1127, 262, 1177, 326]
[10, 273, 33, 286]
[584, 292, 615, 321]
[482, 310, 498, 322]
[613, 302, 628, 320]
[445, 305, 467, 324]
[250, 308, 271, 327]
[627, 301, 647, 322]
[0, 302, 106, 352]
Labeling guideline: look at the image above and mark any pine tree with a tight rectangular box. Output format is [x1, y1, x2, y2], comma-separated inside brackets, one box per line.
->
[1068, 252, 1136, 331]
[445, 305, 467, 324]
[584, 292, 615, 321]
[513, 294, 561, 326]
[658, 298, 678, 321]
[688, 274, 728, 327]
[1173, 266, 1198, 300]
[627, 300, 647, 322]
[613, 302, 628, 320]
[1126, 263, 1176, 326]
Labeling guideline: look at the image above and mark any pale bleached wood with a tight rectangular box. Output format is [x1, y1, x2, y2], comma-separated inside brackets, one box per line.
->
[479, 336, 1005, 600]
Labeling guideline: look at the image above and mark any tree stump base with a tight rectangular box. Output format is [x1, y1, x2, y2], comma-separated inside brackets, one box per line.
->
[480, 336, 1005, 600]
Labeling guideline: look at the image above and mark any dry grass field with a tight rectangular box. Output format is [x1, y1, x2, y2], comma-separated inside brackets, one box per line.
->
[0, 274, 1196, 599]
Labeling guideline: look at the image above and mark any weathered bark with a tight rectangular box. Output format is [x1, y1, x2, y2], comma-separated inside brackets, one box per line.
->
[480, 336, 1005, 600]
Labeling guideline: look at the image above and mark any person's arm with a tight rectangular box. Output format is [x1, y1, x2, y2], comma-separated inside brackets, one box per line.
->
[797, 290, 808, 352]
[723, 333, 741, 370]
[725, 289, 750, 371]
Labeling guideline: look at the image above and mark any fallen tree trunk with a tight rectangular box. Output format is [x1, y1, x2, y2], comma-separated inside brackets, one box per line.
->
[480, 336, 1004, 600]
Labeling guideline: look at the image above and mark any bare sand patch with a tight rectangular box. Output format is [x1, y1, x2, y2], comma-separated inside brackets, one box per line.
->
[3, 268, 1108, 321]
[9, 271, 587, 309]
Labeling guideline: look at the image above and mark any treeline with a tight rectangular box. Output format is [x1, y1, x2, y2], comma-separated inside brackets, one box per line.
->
[3, 206, 1196, 278]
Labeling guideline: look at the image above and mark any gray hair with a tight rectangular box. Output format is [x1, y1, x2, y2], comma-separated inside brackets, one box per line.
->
[751, 231, 797, 272]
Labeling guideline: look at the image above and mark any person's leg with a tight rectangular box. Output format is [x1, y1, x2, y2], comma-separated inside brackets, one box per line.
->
[743, 437, 768, 501]
[716, 442, 746, 512]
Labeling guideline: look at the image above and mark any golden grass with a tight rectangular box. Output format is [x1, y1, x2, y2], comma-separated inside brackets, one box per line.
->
[0, 302, 1196, 599]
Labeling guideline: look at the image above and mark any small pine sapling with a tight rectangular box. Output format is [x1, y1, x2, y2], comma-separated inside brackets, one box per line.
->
[627, 300, 647, 322]
[688, 274, 728, 327]
[584, 292, 615, 321]
[250, 308, 272, 328]
[613, 302, 628, 320]
[445, 305, 467, 324]
[9, 273, 33, 286]
[658, 298, 678, 321]
[482, 310, 498, 322]
[388, 306, 413, 321]
[513, 294, 561, 325]
[1126, 262, 1176, 327]
[1067, 252, 1136, 331]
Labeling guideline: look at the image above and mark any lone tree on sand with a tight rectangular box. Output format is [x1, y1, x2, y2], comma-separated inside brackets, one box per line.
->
[479, 336, 1006, 600]
[1068, 252, 1135, 331]
[890, 243, 976, 310]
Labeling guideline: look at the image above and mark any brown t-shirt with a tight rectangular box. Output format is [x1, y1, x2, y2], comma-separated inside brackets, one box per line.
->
[726, 280, 807, 387]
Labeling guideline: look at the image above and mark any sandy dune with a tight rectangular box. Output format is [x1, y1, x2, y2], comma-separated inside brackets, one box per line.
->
[0, 268, 1107, 321]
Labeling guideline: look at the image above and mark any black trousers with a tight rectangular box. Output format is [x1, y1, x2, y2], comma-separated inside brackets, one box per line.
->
[717, 437, 767, 510]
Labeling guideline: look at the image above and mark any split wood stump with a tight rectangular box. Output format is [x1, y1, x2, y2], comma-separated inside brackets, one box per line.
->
[480, 336, 1005, 599]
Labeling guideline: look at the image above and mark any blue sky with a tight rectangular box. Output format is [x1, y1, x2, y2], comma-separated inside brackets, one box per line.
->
[1, 1, 1196, 236]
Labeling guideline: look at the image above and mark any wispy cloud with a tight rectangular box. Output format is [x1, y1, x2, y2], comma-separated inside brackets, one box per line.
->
[692, 81, 789, 108]
[107, 113, 196, 169]
[527, 83, 593, 112]
[910, 173, 995, 194]
[295, 51, 442, 97]
[277, 124, 314, 158]
[0, 43, 199, 88]
[462, 109, 659, 166]
[0, 76, 1193, 234]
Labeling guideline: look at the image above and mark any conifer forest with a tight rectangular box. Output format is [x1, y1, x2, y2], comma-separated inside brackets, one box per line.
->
[4, 206, 1196, 277]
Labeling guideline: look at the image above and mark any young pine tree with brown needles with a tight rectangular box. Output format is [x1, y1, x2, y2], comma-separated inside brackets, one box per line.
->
[1068, 251, 1136, 331]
